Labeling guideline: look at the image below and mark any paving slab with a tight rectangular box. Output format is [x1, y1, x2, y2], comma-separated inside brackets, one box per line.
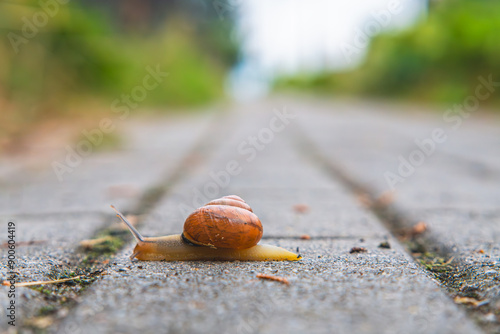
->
[292, 96, 500, 325]
[0, 115, 214, 216]
[56, 239, 481, 334]
[0, 212, 106, 327]
[0, 113, 220, 331]
[56, 101, 482, 334]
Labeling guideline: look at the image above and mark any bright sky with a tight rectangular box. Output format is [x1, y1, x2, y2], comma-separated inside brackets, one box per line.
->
[237, 0, 426, 74]
[229, 0, 426, 99]
[228, 0, 428, 100]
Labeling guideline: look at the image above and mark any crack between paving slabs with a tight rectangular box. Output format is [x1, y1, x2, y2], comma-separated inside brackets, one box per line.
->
[290, 122, 500, 334]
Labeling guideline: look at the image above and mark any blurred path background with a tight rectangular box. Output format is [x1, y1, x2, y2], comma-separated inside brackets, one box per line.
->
[1, 1, 499, 333]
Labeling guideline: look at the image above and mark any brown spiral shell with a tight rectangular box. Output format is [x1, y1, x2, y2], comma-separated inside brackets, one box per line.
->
[182, 196, 263, 249]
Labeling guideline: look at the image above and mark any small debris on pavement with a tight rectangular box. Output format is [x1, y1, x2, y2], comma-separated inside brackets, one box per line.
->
[256, 273, 290, 285]
[24, 316, 54, 329]
[453, 296, 489, 307]
[300, 234, 311, 240]
[375, 191, 396, 206]
[79, 236, 115, 250]
[399, 221, 428, 239]
[2, 276, 82, 287]
[378, 241, 391, 249]
[356, 193, 373, 208]
[293, 204, 310, 214]
[411, 222, 428, 235]
[349, 247, 368, 254]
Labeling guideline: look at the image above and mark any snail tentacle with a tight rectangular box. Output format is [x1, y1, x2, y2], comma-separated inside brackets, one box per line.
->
[111, 205, 144, 243]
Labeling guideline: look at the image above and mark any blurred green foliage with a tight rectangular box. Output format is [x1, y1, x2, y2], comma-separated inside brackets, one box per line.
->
[275, 0, 500, 106]
[0, 0, 237, 144]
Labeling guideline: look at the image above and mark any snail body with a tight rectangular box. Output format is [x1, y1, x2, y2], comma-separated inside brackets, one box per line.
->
[111, 195, 301, 261]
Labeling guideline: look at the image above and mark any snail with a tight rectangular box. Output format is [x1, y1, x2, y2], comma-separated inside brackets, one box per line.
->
[111, 195, 301, 261]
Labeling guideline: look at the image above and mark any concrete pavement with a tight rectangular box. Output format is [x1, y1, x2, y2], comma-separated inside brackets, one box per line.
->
[1, 97, 498, 333]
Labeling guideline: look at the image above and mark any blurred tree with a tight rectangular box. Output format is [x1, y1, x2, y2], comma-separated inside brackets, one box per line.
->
[275, 0, 500, 106]
[0, 0, 239, 150]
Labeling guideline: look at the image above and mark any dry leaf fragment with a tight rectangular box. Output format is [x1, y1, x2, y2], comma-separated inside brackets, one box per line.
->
[256, 274, 290, 285]
[376, 191, 396, 206]
[79, 236, 115, 250]
[400, 221, 428, 239]
[411, 222, 428, 235]
[453, 296, 488, 307]
[2, 276, 82, 287]
[24, 316, 54, 329]
[356, 193, 373, 208]
[293, 204, 310, 214]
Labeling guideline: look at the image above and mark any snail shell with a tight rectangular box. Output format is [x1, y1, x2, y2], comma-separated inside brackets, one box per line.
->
[204, 196, 253, 212]
[182, 196, 263, 249]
